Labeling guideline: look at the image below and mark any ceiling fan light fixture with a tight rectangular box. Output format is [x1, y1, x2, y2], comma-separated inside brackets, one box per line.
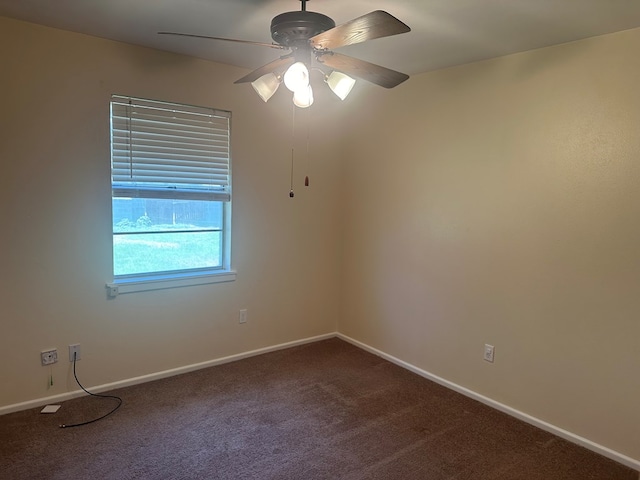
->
[326, 71, 356, 100]
[162, 8, 411, 105]
[283, 61, 310, 92]
[293, 85, 314, 108]
[251, 72, 282, 102]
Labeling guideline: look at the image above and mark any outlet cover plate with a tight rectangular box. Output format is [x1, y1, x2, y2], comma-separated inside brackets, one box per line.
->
[69, 344, 81, 362]
[41, 405, 61, 414]
[41, 349, 58, 366]
[484, 344, 495, 363]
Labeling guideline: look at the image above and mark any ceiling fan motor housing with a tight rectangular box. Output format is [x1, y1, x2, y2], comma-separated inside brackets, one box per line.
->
[271, 11, 335, 47]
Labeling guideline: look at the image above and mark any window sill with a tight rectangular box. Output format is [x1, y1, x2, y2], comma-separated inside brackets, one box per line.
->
[106, 270, 236, 297]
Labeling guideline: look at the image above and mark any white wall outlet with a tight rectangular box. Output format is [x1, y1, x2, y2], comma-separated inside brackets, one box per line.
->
[484, 344, 495, 363]
[239, 309, 247, 324]
[69, 344, 81, 362]
[41, 349, 58, 366]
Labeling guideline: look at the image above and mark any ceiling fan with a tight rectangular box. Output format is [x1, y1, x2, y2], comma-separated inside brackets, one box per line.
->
[159, 0, 411, 107]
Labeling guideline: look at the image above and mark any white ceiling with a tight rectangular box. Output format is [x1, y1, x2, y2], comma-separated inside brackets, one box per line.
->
[2, 0, 640, 78]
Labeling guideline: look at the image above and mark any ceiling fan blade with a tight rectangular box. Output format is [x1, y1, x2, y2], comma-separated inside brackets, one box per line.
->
[309, 10, 410, 50]
[234, 55, 295, 84]
[158, 32, 286, 50]
[317, 52, 409, 88]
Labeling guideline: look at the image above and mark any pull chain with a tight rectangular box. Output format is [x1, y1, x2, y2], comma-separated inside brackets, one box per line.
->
[305, 102, 311, 187]
[289, 103, 296, 198]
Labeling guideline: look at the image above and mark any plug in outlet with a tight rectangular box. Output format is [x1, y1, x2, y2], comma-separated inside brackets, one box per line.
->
[69, 344, 81, 362]
[483, 344, 495, 363]
[41, 349, 58, 366]
[239, 309, 247, 324]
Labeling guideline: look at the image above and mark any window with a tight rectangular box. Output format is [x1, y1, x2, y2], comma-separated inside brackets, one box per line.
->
[107, 95, 234, 295]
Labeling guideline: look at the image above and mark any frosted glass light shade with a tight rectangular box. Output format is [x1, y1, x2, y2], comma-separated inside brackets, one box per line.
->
[326, 71, 356, 100]
[251, 73, 281, 102]
[284, 62, 310, 92]
[293, 85, 314, 108]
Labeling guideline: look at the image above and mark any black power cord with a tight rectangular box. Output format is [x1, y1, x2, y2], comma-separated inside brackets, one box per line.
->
[59, 352, 123, 428]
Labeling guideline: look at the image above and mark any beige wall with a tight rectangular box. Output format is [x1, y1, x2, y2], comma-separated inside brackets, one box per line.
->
[340, 28, 640, 460]
[2, 13, 639, 465]
[0, 17, 342, 407]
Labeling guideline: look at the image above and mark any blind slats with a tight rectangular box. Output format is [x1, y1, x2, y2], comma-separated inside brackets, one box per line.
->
[111, 154, 229, 166]
[112, 132, 230, 149]
[111, 118, 229, 136]
[111, 95, 231, 201]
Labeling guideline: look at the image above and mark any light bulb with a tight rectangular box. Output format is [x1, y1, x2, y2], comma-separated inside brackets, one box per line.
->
[293, 85, 314, 108]
[284, 62, 310, 92]
[326, 71, 356, 100]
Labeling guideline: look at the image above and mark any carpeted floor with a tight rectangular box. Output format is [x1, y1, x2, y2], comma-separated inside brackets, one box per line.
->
[1, 338, 636, 479]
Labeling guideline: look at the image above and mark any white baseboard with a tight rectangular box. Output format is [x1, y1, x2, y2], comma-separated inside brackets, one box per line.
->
[3, 331, 638, 472]
[336, 333, 640, 472]
[0, 332, 336, 417]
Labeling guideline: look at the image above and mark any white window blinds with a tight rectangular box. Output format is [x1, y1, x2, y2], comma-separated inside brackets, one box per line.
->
[111, 95, 231, 201]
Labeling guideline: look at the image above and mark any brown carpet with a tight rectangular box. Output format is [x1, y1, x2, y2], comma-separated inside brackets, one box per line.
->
[1, 338, 636, 479]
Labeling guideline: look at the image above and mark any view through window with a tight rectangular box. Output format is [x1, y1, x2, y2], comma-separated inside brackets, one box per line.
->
[110, 95, 231, 281]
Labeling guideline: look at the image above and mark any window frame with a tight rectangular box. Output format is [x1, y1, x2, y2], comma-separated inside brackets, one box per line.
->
[106, 95, 235, 296]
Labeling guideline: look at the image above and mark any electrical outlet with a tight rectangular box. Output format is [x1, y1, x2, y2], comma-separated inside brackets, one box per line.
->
[239, 309, 247, 324]
[69, 344, 81, 362]
[41, 349, 58, 366]
[484, 344, 495, 363]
